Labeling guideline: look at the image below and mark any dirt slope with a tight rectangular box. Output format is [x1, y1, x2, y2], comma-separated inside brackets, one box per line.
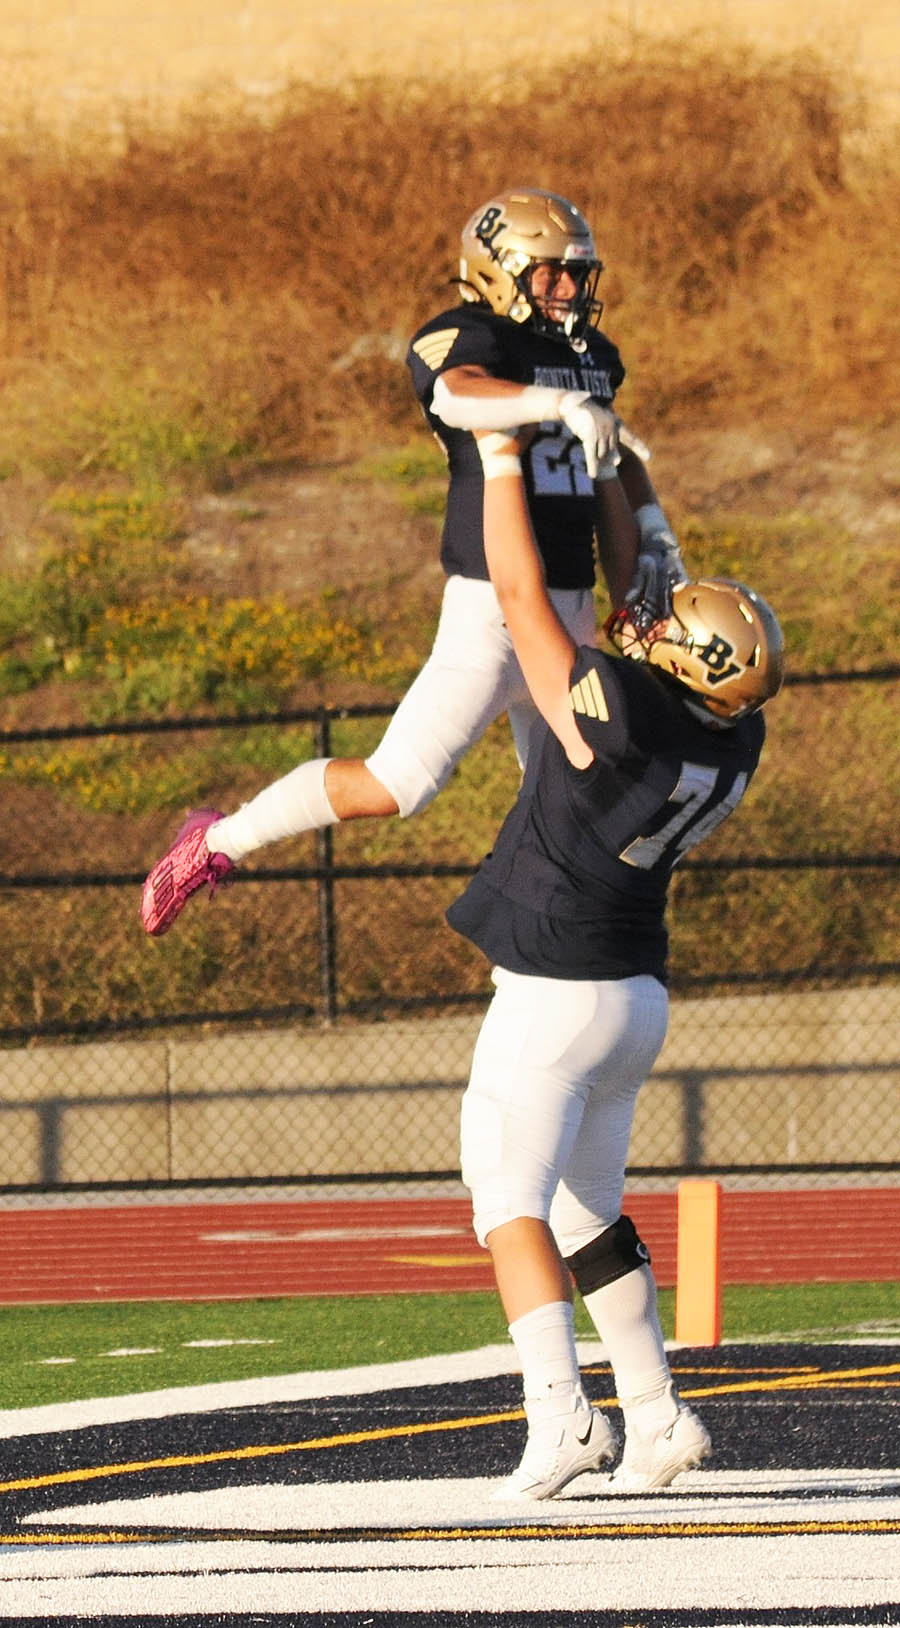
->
[181, 421, 900, 612]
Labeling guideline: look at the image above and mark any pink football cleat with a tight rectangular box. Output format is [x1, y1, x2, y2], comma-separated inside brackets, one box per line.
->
[141, 808, 234, 936]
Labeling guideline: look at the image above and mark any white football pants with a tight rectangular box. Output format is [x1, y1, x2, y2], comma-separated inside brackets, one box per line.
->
[460, 968, 669, 1252]
[366, 575, 596, 817]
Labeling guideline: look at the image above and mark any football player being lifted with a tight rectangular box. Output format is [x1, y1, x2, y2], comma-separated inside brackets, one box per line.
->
[142, 187, 687, 935]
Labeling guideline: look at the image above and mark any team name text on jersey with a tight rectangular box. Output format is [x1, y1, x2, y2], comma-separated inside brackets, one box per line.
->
[533, 364, 615, 398]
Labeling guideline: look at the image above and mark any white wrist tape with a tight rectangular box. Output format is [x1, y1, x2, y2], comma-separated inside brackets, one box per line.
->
[431, 374, 566, 431]
[477, 433, 523, 481]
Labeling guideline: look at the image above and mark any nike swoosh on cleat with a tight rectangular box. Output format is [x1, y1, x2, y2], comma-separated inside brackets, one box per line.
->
[575, 1417, 595, 1446]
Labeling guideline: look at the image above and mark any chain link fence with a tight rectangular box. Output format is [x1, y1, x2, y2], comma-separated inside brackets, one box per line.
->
[1, 670, 898, 1193]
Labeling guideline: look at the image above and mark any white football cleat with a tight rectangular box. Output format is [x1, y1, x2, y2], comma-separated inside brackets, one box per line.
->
[492, 1397, 615, 1502]
[606, 1382, 711, 1493]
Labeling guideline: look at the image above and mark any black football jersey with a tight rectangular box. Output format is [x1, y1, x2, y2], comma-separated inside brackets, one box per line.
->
[446, 647, 765, 981]
[407, 304, 625, 588]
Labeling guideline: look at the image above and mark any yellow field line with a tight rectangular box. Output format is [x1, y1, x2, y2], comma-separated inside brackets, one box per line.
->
[4, 1517, 900, 1546]
[679, 1363, 900, 1401]
[0, 1408, 523, 1496]
[1, 1362, 896, 1499]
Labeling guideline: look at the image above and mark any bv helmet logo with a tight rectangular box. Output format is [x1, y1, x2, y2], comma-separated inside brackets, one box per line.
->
[475, 204, 506, 249]
[698, 634, 743, 686]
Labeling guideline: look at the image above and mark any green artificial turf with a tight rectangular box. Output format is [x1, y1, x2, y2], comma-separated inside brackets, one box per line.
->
[0, 1281, 896, 1412]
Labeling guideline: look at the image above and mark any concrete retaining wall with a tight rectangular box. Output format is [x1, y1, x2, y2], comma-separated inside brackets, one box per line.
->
[1, 984, 898, 1186]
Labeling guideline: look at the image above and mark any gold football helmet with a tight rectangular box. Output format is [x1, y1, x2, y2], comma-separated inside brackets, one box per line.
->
[458, 188, 603, 340]
[607, 579, 785, 720]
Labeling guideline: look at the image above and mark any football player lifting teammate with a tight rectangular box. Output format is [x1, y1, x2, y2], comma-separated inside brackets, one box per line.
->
[449, 426, 784, 1498]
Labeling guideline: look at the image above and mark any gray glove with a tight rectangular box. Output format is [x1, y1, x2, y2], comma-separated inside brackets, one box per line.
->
[625, 526, 688, 632]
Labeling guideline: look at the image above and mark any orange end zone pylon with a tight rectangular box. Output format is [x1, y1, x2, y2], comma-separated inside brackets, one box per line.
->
[674, 1178, 722, 1346]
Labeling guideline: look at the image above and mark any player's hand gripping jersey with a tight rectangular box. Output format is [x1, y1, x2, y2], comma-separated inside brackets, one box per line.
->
[447, 645, 765, 983]
[407, 303, 625, 589]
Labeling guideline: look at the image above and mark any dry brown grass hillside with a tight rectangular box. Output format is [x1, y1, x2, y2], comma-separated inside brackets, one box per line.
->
[0, 37, 897, 711]
[2, 43, 898, 452]
[0, 30, 896, 1027]
[5, 2, 900, 130]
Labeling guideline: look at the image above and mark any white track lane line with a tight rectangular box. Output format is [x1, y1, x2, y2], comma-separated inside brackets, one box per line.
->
[0, 1531, 898, 1617]
[24, 1466, 900, 1530]
[0, 1340, 587, 1440]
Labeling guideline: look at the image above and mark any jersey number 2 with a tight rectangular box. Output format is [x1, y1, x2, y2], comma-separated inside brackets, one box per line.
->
[620, 762, 748, 869]
[528, 427, 594, 496]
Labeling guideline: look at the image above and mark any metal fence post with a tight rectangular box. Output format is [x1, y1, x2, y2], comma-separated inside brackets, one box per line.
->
[315, 708, 338, 1022]
[682, 1070, 705, 1169]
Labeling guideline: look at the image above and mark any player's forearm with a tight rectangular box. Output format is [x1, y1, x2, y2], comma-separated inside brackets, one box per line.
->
[595, 478, 642, 610]
[478, 434, 589, 765]
[612, 447, 687, 618]
[432, 368, 578, 431]
[478, 436, 564, 653]
[617, 443, 659, 511]
[480, 447, 546, 610]
[437, 364, 525, 400]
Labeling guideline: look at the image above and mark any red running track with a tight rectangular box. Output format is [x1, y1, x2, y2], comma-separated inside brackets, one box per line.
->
[0, 1188, 898, 1304]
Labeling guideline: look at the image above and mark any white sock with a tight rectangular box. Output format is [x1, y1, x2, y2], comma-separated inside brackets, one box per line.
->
[508, 1301, 583, 1407]
[580, 1265, 671, 1409]
[208, 758, 338, 861]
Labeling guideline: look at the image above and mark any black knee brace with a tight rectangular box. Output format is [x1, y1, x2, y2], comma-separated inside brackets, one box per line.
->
[564, 1214, 651, 1295]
